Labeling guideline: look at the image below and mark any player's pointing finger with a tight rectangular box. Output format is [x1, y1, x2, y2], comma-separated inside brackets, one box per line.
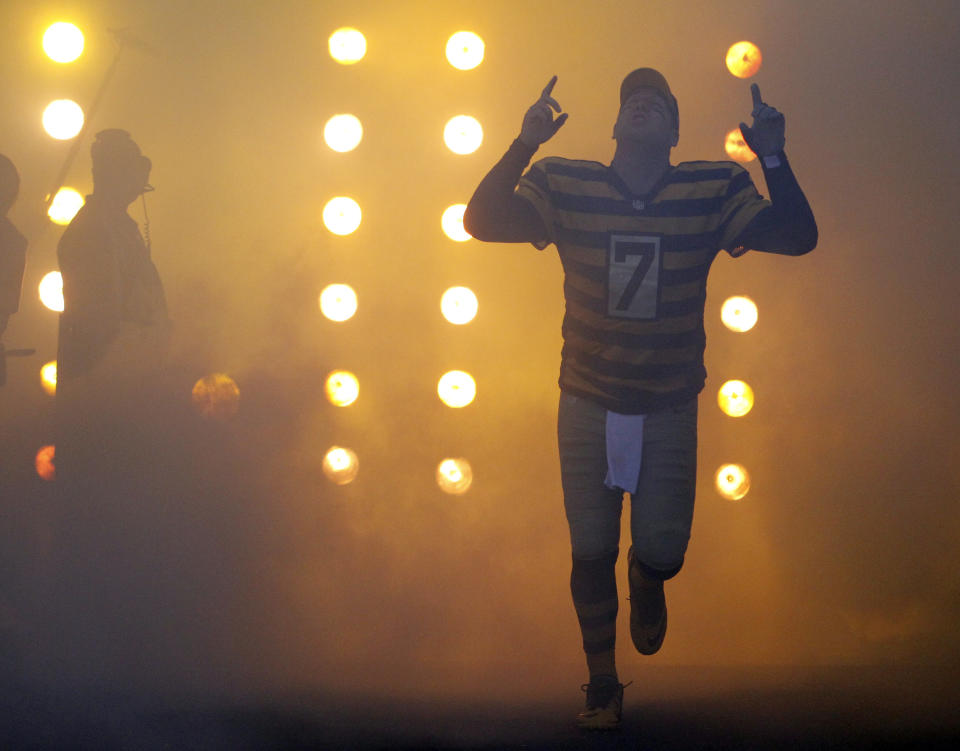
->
[542, 75, 558, 99]
[750, 83, 763, 110]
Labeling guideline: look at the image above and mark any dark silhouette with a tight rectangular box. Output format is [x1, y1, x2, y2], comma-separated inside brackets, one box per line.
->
[465, 69, 817, 728]
[0, 153, 28, 387]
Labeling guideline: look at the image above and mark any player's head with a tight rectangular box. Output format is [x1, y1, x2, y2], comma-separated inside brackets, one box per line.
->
[613, 68, 679, 149]
[0, 153, 20, 217]
[91, 129, 152, 204]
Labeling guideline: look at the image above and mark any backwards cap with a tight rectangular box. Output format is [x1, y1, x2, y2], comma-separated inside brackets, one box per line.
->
[619, 68, 679, 130]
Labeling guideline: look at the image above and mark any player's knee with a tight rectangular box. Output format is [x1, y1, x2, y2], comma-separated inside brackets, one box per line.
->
[632, 528, 689, 580]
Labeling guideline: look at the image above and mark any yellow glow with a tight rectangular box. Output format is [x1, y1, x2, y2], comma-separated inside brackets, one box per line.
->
[42, 99, 84, 140]
[444, 115, 483, 155]
[191, 373, 240, 420]
[325, 370, 359, 406]
[438, 370, 476, 408]
[329, 28, 366, 64]
[724, 128, 756, 163]
[721, 296, 758, 332]
[43, 22, 84, 63]
[40, 361, 57, 395]
[441, 203, 472, 242]
[716, 463, 751, 501]
[38, 271, 64, 312]
[726, 41, 762, 78]
[441, 286, 478, 325]
[324, 114, 363, 152]
[446, 31, 484, 70]
[47, 187, 84, 225]
[437, 458, 473, 495]
[718, 379, 755, 417]
[323, 196, 362, 235]
[35, 445, 56, 482]
[319, 284, 358, 322]
[323, 446, 359, 485]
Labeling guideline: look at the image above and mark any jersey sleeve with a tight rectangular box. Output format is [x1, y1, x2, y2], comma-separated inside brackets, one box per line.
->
[717, 163, 771, 255]
[515, 158, 555, 250]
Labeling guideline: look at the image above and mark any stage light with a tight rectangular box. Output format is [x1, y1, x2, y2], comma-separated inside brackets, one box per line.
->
[725, 41, 762, 78]
[446, 31, 484, 70]
[437, 458, 473, 495]
[38, 271, 64, 312]
[441, 203, 471, 242]
[43, 22, 84, 63]
[47, 187, 84, 225]
[444, 115, 483, 155]
[716, 463, 750, 501]
[35, 445, 56, 482]
[724, 128, 756, 163]
[438, 370, 476, 408]
[319, 283, 358, 322]
[325, 370, 359, 406]
[721, 296, 758, 332]
[40, 361, 57, 395]
[441, 286, 478, 325]
[718, 379, 755, 417]
[323, 446, 359, 484]
[324, 114, 363, 152]
[191, 373, 240, 420]
[42, 99, 84, 140]
[329, 28, 366, 64]
[323, 196, 362, 235]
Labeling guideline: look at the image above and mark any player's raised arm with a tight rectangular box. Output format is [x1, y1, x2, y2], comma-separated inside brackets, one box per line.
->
[463, 76, 568, 244]
[731, 83, 818, 256]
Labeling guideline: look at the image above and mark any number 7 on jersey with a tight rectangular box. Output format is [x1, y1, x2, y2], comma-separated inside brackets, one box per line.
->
[608, 235, 661, 319]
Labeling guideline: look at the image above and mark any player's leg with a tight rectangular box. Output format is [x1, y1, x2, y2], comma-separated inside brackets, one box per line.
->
[628, 397, 698, 654]
[557, 391, 627, 728]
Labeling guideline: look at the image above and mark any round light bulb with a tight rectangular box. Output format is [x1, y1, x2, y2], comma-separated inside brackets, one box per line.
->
[716, 463, 751, 501]
[323, 446, 359, 484]
[324, 114, 363, 153]
[43, 22, 84, 63]
[323, 196, 362, 235]
[42, 99, 84, 140]
[441, 286, 478, 325]
[38, 271, 64, 312]
[446, 31, 484, 70]
[47, 187, 84, 225]
[319, 284, 358, 322]
[437, 458, 473, 494]
[40, 361, 58, 395]
[721, 296, 758, 332]
[438, 370, 476, 408]
[329, 28, 366, 64]
[725, 41, 762, 78]
[444, 115, 483, 155]
[441, 203, 472, 242]
[325, 370, 359, 406]
[191, 373, 240, 420]
[718, 379, 755, 417]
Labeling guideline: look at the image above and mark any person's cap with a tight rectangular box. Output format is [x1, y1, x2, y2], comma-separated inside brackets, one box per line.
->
[619, 68, 679, 129]
[91, 129, 152, 190]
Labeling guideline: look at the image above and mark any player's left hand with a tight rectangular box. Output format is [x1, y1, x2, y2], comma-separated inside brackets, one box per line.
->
[739, 83, 785, 157]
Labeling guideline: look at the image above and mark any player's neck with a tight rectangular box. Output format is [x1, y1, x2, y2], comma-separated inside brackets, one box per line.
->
[610, 142, 671, 195]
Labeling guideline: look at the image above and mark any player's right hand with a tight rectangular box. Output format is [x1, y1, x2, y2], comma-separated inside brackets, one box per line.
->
[519, 75, 568, 148]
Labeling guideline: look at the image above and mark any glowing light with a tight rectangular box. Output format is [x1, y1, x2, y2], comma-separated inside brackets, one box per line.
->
[191, 373, 240, 420]
[36, 445, 56, 482]
[43, 22, 84, 63]
[40, 361, 57, 395]
[324, 114, 363, 153]
[325, 370, 359, 406]
[47, 187, 84, 225]
[42, 99, 84, 140]
[441, 286, 478, 325]
[437, 458, 473, 495]
[329, 28, 366, 64]
[446, 31, 484, 70]
[38, 271, 64, 312]
[438, 370, 476, 408]
[441, 203, 471, 242]
[319, 284, 358, 322]
[718, 379, 755, 417]
[323, 196, 362, 235]
[725, 41, 762, 78]
[716, 463, 751, 501]
[444, 115, 483, 155]
[724, 128, 756, 163]
[323, 446, 359, 485]
[721, 296, 758, 332]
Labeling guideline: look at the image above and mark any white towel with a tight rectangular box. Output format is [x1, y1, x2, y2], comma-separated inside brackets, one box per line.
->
[604, 410, 645, 494]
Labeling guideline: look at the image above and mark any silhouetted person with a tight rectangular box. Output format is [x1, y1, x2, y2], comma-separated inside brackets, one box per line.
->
[464, 70, 817, 728]
[52, 129, 170, 687]
[0, 153, 28, 386]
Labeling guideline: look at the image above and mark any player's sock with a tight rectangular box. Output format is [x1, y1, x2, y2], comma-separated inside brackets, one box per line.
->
[570, 549, 619, 677]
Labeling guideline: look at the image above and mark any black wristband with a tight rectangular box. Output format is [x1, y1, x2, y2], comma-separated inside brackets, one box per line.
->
[508, 137, 538, 164]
